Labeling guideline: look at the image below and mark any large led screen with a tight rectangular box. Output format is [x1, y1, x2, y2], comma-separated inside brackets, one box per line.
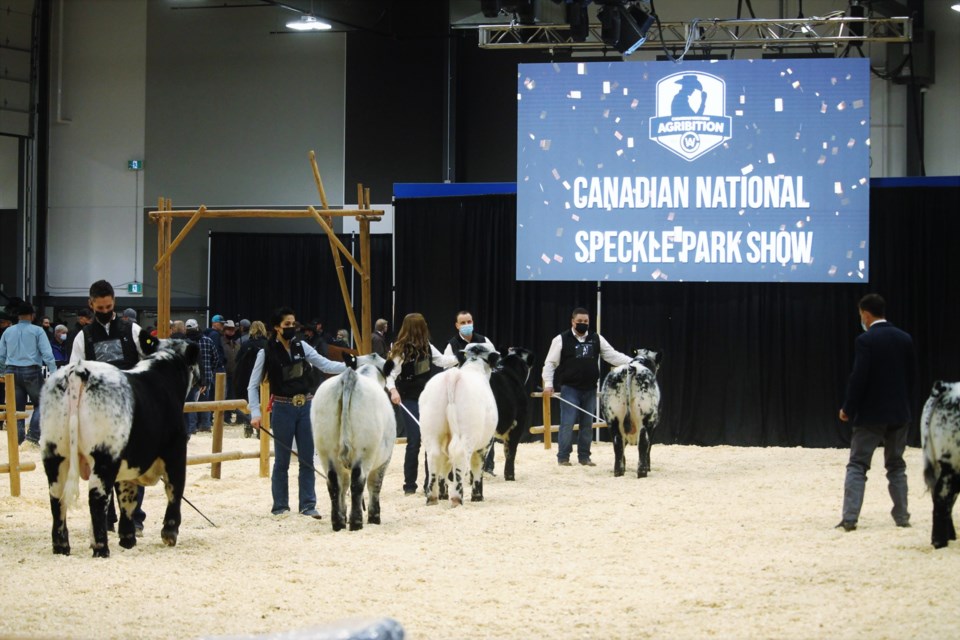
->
[516, 59, 870, 282]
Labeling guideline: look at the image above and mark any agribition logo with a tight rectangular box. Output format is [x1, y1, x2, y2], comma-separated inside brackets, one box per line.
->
[649, 72, 732, 162]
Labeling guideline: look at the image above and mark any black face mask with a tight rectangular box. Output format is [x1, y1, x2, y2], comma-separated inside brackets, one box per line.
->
[95, 311, 113, 324]
[575, 322, 589, 335]
[281, 327, 297, 341]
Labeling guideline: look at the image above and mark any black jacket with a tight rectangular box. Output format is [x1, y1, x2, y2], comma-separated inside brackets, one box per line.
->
[842, 322, 916, 426]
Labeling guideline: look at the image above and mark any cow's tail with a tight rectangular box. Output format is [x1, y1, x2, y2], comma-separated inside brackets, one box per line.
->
[337, 370, 358, 469]
[921, 381, 948, 491]
[63, 369, 84, 510]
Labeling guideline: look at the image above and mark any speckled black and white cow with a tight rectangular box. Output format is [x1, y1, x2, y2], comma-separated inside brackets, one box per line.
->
[311, 353, 396, 532]
[490, 347, 535, 481]
[599, 349, 661, 478]
[420, 343, 500, 506]
[39, 340, 199, 557]
[921, 380, 960, 549]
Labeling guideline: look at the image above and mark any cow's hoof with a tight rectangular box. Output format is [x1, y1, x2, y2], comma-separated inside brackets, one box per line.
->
[368, 514, 381, 525]
[637, 470, 648, 478]
[504, 474, 515, 482]
[426, 496, 438, 506]
[933, 539, 949, 549]
[92, 546, 110, 558]
[349, 520, 363, 531]
[450, 496, 462, 507]
[119, 534, 137, 549]
[614, 469, 625, 477]
[471, 494, 484, 502]
[52, 544, 70, 556]
[332, 521, 346, 532]
[161, 530, 178, 547]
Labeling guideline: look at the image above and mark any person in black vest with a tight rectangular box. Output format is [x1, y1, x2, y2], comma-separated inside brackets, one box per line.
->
[442, 310, 498, 474]
[542, 307, 632, 467]
[386, 312, 457, 495]
[69, 280, 148, 533]
[247, 306, 347, 517]
[442, 310, 495, 363]
[837, 293, 916, 532]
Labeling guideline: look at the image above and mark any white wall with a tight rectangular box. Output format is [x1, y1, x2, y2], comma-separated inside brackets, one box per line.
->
[0, 135, 17, 208]
[45, 0, 146, 297]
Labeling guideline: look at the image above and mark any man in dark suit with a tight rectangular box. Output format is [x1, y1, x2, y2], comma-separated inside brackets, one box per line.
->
[837, 293, 916, 531]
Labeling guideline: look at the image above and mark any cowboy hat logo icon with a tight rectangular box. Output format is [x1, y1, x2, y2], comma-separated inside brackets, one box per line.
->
[649, 71, 732, 161]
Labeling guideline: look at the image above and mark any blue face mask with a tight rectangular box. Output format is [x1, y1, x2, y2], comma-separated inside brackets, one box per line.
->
[459, 324, 474, 338]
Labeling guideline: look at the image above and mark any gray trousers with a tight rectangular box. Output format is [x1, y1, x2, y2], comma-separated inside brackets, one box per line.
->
[842, 423, 910, 525]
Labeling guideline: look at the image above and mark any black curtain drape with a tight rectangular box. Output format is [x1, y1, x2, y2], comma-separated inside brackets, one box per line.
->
[394, 185, 960, 448]
[209, 232, 393, 343]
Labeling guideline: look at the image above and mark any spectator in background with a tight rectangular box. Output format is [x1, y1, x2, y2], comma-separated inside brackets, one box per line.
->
[220, 319, 242, 423]
[51, 324, 70, 365]
[239, 318, 251, 344]
[64, 308, 93, 363]
[0, 302, 58, 446]
[305, 318, 328, 356]
[40, 316, 55, 343]
[120, 308, 137, 327]
[169, 320, 186, 339]
[331, 329, 350, 349]
[184, 318, 221, 435]
[0, 311, 13, 338]
[371, 318, 389, 358]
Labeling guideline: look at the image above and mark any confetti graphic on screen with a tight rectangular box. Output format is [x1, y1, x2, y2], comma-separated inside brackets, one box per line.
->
[517, 58, 870, 282]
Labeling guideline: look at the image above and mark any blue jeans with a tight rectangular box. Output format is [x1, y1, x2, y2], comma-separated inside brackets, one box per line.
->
[270, 401, 316, 514]
[399, 399, 420, 493]
[185, 387, 200, 435]
[557, 384, 597, 463]
[5, 365, 43, 445]
[196, 385, 213, 429]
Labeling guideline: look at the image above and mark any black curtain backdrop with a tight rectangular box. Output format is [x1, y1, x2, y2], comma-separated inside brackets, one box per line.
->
[208, 232, 393, 343]
[393, 185, 960, 449]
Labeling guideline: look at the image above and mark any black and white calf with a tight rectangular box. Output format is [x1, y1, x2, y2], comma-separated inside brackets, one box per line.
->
[420, 343, 500, 506]
[599, 349, 662, 478]
[490, 347, 534, 481]
[39, 340, 199, 557]
[311, 353, 396, 532]
[921, 380, 960, 549]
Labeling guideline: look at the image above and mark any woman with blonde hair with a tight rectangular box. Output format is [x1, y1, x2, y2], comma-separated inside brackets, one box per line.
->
[387, 313, 456, 495]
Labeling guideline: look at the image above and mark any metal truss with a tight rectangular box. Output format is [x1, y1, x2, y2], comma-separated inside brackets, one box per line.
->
[476, 16, 912, 53]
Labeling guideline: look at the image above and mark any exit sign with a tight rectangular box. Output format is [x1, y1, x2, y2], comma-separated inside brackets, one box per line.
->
[128, 160, 143, 170]
[128, 282, 142, 294]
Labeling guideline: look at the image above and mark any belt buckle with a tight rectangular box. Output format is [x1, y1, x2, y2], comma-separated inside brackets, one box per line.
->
[292, 394, 306, 407]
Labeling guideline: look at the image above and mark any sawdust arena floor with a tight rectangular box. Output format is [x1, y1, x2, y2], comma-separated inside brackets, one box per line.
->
[2, 424, 959, 640]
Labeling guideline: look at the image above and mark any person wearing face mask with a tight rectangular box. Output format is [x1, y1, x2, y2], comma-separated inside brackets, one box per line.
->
[51, 324, 70, 365]
[836, 293, 916, 532]
[442, 310, 495, 364]
[248, 306, 347, 517]
[69, 280, 145, 368]
[443, 310, 498, 475]
[542, 307, 632, 467]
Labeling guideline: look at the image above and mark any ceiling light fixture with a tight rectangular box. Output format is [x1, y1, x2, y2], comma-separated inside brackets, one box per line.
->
[286, 15, 332, 31]
[952, 3, 960, 12]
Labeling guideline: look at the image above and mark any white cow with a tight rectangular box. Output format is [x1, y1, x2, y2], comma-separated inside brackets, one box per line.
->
[921, 380, 960, 549]
[419, 343, 500, 506]
[311, 353, 396, 531]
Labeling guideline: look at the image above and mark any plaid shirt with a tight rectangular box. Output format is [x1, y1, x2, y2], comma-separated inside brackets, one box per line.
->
[197, 334, 222, 387]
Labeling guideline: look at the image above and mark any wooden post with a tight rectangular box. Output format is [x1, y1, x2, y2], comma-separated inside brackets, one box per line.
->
[542, 391, 552, 449]
[259, 380, 271, 478]
[358, 183, 372, 355]
[211, 372, 226, 479]
[3, 374, 21, 496]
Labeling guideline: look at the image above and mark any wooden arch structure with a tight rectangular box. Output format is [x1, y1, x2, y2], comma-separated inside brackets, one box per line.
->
[149, 151, 383, 353]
